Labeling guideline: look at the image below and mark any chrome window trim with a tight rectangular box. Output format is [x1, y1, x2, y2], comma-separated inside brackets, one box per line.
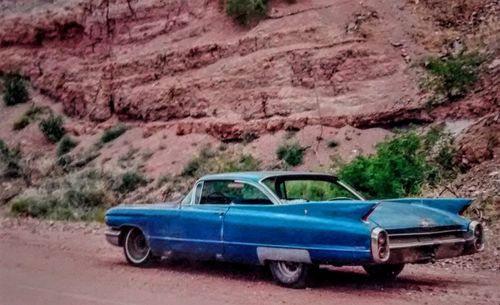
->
[189, 181, 204, 205]
[336, 180, 365, 201]
[233, 179, 281, 205]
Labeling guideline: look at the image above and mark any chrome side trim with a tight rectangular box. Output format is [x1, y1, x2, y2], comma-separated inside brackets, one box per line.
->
[256, 247, 312, 265]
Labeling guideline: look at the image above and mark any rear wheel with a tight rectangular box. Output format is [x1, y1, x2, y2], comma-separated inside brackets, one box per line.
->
[269, 261, 314, 288]
[363, 264, 405, 280]
[123, 228, 154, 267]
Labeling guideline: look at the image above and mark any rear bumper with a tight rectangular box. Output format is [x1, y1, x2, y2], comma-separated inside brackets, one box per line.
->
[386, 237, 477, 264]
[105, 229, 121, 247]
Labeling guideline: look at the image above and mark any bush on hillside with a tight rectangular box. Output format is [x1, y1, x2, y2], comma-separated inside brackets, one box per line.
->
[0, 139, 22, 178]
[10, 169, 116, 221]
[57, 135, 78, 156]
[337, 128, 460, 199]
[225, 0, 267, 25]
[276, 142, 305, 167]
[99, 124, 128, 144]
[425, 52, 483, 100]
[182, 146, 260, 177]
[118, 171, 147, 193]
[3, 72, 29, 106]
[12, 105, 46, 130]
[39, 115, 65, 143]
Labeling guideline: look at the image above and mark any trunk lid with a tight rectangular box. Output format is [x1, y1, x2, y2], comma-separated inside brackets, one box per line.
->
[368, 200, 468, 230]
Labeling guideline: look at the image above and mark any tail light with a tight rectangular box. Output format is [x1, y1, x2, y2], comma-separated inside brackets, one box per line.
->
[371, 228, 390, 263]
[469, 221, 485, 252]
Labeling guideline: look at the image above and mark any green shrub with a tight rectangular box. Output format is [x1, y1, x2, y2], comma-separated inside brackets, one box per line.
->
[182, 159, 201, 177]
[100, 124, 128, 144]
[3, 72, 29, 106]
[10, 170, 117, 221]
[327, 140, 339, 148]
[13, 105, 46, 130]
[337, 129, 460, 199]
[157, 174, 172, 188]
[425, 52, 483, 100]
[118, 171, 147, 193]
[277, 142, 305, 166]
[39, 115, 65, 143]
[13, 116, 30, 130]
[225, 0, 267, 25]
[0, 139, 8, 156]
[57, 136, 78, 156]
[182, 146, 260, 177]
[338, 133, 429, 199]
[0, 139, 22, 178]
[10, 197, 51, 218]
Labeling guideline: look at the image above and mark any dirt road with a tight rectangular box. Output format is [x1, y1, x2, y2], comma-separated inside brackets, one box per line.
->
[1, 218, 499, 305]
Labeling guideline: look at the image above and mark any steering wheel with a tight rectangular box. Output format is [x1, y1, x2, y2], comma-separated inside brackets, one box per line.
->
[327, 197, 353, 201]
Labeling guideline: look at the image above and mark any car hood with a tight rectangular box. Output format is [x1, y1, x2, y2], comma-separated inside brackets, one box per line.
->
[368, 200, 470, 230]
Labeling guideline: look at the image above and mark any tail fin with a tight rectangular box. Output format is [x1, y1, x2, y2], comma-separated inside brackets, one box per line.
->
[382, 198, 473, 214]
[308, 202, 380, 220]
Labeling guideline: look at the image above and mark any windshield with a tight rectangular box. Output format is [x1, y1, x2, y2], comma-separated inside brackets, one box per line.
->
[262, 175, 363, 203]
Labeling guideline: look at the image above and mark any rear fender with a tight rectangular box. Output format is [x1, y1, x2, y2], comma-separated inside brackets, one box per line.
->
[382, 198, 473, 215]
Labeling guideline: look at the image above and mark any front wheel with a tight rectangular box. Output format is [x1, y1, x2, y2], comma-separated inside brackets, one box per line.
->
[363, 264, 405, 280]
[123, 227, 155, 267]
[269, 261, 315, 288]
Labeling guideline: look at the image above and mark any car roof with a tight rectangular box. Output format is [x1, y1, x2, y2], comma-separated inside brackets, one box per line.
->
[199, 171, 337, 183]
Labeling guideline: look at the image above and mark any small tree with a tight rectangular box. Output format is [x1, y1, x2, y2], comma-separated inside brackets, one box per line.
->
[3, 72, 30, 106]
[39, 115, 65, 143]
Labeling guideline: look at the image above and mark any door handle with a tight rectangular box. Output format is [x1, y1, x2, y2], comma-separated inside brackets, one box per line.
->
[219, 212, 224, 218]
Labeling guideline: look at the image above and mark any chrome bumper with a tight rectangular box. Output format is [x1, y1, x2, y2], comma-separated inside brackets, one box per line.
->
[386, 238, 477, 264]
[382, 225, 484, 264]
[105, 229, 120, 247]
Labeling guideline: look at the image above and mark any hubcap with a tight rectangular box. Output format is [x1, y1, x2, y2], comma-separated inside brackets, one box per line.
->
[276, 261, 302, 277]
[126, 229, 150, 263]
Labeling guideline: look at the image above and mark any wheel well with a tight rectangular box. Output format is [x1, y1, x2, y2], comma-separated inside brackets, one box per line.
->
[118, 226, 137, 247]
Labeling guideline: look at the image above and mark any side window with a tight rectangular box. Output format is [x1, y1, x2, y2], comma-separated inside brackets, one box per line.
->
[200, 180, 272, 205]
[180, 190, 193, 205]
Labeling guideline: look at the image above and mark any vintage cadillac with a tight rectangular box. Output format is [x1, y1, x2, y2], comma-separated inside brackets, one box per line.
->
[105, 171, 484, 288]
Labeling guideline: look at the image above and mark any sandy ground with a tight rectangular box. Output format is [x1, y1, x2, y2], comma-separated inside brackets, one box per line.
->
[1, 218, 499, 305]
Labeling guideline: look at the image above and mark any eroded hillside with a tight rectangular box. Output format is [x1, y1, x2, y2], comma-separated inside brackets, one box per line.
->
[0, 0, 498, 215]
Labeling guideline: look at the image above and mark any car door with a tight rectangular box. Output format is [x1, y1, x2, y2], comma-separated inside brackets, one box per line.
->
[168, 180, 230, 260]
[221, 181, 277, 264]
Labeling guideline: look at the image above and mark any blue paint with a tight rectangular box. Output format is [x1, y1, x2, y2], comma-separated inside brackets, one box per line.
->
[105, 172, 474, 266]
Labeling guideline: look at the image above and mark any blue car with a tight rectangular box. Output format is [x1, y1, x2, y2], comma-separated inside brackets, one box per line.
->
[105, 171, 485, 288]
